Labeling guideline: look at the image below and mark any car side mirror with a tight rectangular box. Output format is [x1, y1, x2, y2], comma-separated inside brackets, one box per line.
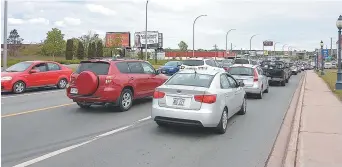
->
[239, 81, 245, 87]
[30, 69, 39, 73]
[155, 69, 160, 75]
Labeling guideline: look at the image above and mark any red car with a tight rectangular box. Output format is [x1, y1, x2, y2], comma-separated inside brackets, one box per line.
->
[66, 58, 168, 111]
[1, 61, 73, 94]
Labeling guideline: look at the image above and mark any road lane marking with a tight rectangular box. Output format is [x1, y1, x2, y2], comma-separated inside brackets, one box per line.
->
[1, 103, 75, 118]
[13, 116, 152, 167]
[1, 90, 65, 99]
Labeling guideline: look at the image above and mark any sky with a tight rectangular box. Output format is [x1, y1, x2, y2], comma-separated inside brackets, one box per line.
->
[0, 0, 342, 51]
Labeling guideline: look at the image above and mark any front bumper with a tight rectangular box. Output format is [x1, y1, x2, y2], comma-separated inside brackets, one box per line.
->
[151, 100, 221, 127]
[1, 81, 13, 92]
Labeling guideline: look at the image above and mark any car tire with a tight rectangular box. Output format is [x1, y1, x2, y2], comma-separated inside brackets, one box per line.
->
[257, 89, 263, 99]
[156, 121, 167, 127]
[281, 81, 286, 86]
[215, 108, 228, 134]
[57, 78, 68, 89]
[77, 102, 91, 109]
[118, 89, 133, 112]
[12, 81, 26, 94]
[285, 78, 289, 83]
[237, 97, 247, 115]
[264, 85, 269, 93]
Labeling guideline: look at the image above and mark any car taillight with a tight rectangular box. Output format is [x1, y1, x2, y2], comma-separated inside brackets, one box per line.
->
[223, 67, 229, 71]
[153, 91, 165, 99]
[194, 94, 216, 104]
[70, 76, 76, 84]
[253, 69, 258, 82]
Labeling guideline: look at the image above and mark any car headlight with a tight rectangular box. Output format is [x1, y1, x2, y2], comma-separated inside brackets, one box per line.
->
[1, 76, 13, 81]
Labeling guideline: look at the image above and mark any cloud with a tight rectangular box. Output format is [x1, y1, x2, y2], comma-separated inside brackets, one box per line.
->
[85, 4, 116, 16]
[54, 21, 66, 27]
[64, 17, 81, 26]
[28, 18, 50, 25]
[8, 18, 25, 25]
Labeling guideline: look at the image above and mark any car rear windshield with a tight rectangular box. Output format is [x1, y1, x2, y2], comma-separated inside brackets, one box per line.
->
[234, 59, 249, 64]
[76, 62, 110, 75]
[182, 60, 204, 66]
[165, 73, 214, 88]
[228, 67, 254, 76]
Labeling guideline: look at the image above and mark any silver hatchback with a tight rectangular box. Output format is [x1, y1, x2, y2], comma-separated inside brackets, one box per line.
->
[151, 70, 246, 134]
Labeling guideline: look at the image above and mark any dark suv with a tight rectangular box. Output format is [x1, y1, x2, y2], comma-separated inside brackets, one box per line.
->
[66, 58, 168, 111]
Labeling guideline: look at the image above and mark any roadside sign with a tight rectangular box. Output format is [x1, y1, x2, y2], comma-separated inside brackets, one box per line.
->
[322, 49, 329, 59]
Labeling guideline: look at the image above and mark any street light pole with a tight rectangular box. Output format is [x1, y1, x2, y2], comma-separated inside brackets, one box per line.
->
[335, 15, 342, 89]
[249, 34, 258, 59]
[282, 44, 288, 56]
[3, 0, 8, 69]
[225, 29, 236, 57]
[320, 40, 325, 75]
[144, 0, 149, 61]
[192, 14, 207, 58]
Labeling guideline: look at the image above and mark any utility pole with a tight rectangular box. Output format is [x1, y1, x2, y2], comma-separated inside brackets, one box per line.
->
[3, 0, 8, 69]
[331, 37, 333, 59]
[213, 44, 218, 60]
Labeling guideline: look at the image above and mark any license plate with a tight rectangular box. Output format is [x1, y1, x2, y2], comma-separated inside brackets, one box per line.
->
[70, 88, 78, 94]
[173, 98, 185, 106]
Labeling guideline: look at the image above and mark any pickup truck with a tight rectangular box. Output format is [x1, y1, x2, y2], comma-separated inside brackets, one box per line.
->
[260, 60, 291, 86]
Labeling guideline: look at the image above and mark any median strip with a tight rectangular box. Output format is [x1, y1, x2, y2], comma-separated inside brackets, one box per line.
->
[1, 103, 75, 118]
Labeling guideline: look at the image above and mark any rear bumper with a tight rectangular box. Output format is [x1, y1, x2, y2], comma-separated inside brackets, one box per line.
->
[151, 100, 221, 127]
[66, 86, 120, 104]
[269, 77, 284, 82]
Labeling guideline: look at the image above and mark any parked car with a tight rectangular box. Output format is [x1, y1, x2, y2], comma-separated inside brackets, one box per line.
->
[158, 61, 182, 76]
[260, 60, 291, 86]
[66, 58, 168, 111]
[151, 69, 246, 134]
[324, 62, 334, 69]
[227, 64, 269, 99]
[180, 58, 225, 72]
[1, 61, 73, 93]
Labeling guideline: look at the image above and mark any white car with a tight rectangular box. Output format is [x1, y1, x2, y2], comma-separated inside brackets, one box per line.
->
[180, 58, 225, 72]
[324, 62, 333, 69]
[152, 69, 246, 134]
[227, 64, 269, 99]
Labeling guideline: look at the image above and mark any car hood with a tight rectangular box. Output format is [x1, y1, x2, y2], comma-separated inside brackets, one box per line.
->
[1, 71, 25, 77]
[159, 66, 177, 69]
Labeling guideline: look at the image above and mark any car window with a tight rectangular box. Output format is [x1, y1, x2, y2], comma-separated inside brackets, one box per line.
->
[165, 73, 214, 88]
[220, 74, 231, 89]
[5, 62, 33, 72]
[47, 63, 61, 71]
[227, 67, 254, 76]
[226, 75, 238, 88]
[33, 63, 48, 72]
[127, 62, 144, 74]
[141, 62, 155, 74]
[234, 59, 249, 64]
[205, 60, 217, 67]
[116, 62, 130, 73]
[76, 62, 110, 75]
[182, 60, 204, 66]
[165, 61, 178, 66]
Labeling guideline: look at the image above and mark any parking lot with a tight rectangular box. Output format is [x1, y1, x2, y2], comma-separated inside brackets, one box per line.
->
[1, 72, 303, 167]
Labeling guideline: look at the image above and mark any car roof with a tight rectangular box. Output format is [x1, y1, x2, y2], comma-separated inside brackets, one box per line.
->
[185, 58, 213, 61]
[230, 64, 257, 68]
[81, 58, 145, 63]
[177, 69, 221, 75]
[24, 60, 59, 64]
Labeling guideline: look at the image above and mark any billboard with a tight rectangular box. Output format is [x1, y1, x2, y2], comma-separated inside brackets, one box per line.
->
[105, 32, 131, 48]
[263, 41, 273, 46]
[134, 31, 163, 49]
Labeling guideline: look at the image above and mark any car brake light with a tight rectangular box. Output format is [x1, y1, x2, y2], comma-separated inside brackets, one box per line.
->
[253, 69, 258, 82]
[223, 67, 229, 71]
[153, 91, 165, 99]
[70, 76, 76, 84]
[194, 94, 216, 104]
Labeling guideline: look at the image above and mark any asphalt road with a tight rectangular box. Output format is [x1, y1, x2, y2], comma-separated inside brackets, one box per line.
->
[1, 73, 303, 167]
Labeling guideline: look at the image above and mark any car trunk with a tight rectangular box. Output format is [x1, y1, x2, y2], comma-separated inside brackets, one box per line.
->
[156, 85, 208, 110]
[232, 75, 254, 87]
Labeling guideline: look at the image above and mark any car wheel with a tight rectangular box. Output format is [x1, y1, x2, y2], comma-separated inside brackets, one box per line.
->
[12, 81, 26, 94]
[57, 78, 68, 89]
[237, 97, 247, 115]
[118, 89, 133, 112]
[281, 81, 286, 86]
[257, 88, 263, 99]
[77, 102, 91, 109]
[156, 121, 168, 127]
[215, 108, 228, 134]
[264, 85, 269, 93]
[285, 79, 289, 83]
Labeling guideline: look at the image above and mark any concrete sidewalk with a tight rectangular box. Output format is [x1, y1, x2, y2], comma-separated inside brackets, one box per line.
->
[295, 71, 342, 167]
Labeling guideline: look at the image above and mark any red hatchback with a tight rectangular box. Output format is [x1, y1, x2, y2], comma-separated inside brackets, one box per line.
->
[1, 61, 73, 94]
[66, 58, 168, 111]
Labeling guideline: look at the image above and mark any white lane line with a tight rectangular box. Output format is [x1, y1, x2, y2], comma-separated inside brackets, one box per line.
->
[13, 116, 152, 167]
[1, 90, 64, 99]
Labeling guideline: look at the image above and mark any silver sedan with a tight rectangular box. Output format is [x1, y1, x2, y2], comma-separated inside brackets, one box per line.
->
[151, 70, 247, 134]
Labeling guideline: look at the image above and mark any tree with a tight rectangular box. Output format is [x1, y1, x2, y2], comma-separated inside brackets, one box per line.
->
[178, 41, 188, 51]
[41, 28, 65, 60]
[72, 38, 79, 59]
[65, 39, 73, 60]
[79, 31, 101, 57]
[96, 41, 104, 57]
[76, 41, 85, 60]
[87, 42, 96, 58]
[7, 29, 24, 57]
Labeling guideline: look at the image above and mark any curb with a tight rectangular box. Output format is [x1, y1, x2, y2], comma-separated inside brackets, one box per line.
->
[265, 72, 307, 167]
